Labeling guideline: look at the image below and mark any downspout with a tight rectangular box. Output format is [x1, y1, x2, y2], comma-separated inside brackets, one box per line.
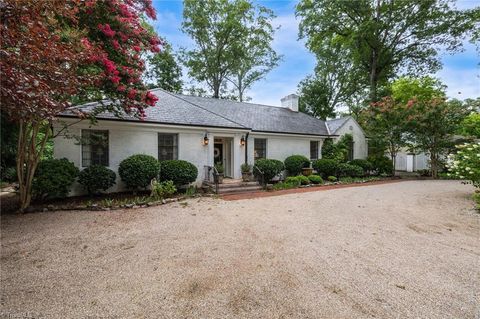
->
[244, 132, 249, 164]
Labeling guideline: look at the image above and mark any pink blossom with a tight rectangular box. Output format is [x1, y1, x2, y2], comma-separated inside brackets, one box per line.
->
[98, 24, 116, 38]
[127, 88, 137, 99]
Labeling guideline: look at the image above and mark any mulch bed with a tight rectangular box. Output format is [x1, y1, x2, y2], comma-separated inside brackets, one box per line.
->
[221, 178, 405, 201]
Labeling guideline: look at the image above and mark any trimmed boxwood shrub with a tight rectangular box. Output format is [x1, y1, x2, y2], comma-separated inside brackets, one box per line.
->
[349, 159, 373, 175]
[253, 159, 284, 183]
[312, 159, 338, 178]
[33, 158, 79, 199]
[367, 155, 393, 176]
[78, 165, 116, 195]
[285, 176, 301, 187]
[119, 154, 160, 190]
[159, 160, 198, 186]
[284, 155, 310, 176]
[308, 174, 323, 184]
[327, 176, 337, 182]
[337, 163, 364, 177]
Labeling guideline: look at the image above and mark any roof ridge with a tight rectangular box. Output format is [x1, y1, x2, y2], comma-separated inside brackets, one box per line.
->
[158, 89, 250, 129]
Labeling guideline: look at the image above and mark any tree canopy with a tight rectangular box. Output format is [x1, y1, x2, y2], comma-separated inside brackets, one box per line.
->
[146, 40, 183, 93]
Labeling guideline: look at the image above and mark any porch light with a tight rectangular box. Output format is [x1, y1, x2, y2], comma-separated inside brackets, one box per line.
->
[240, 135, 246, 146]
[203, 133, 209, 146]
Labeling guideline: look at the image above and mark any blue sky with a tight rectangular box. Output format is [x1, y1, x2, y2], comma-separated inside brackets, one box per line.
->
[151, 0, 479, 106]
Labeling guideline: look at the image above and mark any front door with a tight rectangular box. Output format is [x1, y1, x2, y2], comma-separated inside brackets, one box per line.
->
[214, 143, 223, 166]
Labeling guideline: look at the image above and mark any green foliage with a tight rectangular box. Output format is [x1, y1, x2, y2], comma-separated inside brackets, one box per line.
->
[253, 159, 284, 183]
[458, 111, 480, 138]
[297, 0, 474, 102]
[119, 154, 160, 190]
[368, 155, 393, 176]
[185, 185, 197, 197]
[78, 165, 116, 195]
[296, 175, 310, 185]
[1, 166, 16, 183]
[146, 40, 183, 93]
[273, 181, 298, 190]
[150, 179, 177, 200]
[241, 163, 252, 173]
[473, 192, 480, 211]
[181, 0, 279, 99]
[327, 176, 337, 182]
[284, 155, 310, 176]
[337, 163, 364, 177]
[321, 135, 352, 162]
[214, 163, 224, 174]
[446, 142, 480, 188]
[33, 158, 79, 199]
[308, 174, 323, 184]
[285, 176, 301, 187]
[159, 160, 198, 186]
[349, 159, 373, 174]
[312, 159, 338, 178]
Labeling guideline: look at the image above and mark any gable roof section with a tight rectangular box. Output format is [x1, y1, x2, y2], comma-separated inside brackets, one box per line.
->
[62, 89, 246, 130]
[326, 117, 350, 134]
[62, 89, 331, 136]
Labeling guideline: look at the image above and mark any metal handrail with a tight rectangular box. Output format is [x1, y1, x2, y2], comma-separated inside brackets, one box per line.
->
[252, 165, 265, 187]
[204, 165, 219, 194]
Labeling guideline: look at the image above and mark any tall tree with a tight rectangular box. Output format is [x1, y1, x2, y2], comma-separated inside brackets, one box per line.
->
[297, 0, 476, 102]
[0, 0, 160, 211]
[298, 41, 363, 120]
[181, 0, 280, 99]
[146, 40, 183, 93]
[225, 6, 281, 102]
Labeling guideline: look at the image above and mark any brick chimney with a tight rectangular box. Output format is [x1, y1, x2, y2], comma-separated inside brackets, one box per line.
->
[281, 94, 299, 112]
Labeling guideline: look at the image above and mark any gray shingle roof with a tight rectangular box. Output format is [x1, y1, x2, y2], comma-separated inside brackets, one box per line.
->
[62, 89, 331, 136]
[326, 117, 350, 134]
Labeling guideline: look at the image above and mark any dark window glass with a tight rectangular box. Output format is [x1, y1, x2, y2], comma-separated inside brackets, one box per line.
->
[82, 130, 109, 167]
[348, 140, 355, 161]
[310, 141, 319, 160]
[254, 138, 266, 161]
[158, 133, 178, 161]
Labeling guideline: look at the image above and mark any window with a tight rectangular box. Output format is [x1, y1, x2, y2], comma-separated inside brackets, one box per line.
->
[254, 138, 266, 161]
[158, 133, 178, 161]
[310, 141, 319, 160]
[82, 130, 109, 167]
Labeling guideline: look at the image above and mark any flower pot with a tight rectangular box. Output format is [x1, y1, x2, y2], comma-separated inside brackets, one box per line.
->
[217, 174, 224, 184]
[302, 167, 314, 176]
[242, 172, 252, 182]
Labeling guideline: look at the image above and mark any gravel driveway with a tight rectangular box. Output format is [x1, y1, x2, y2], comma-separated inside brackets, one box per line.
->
[1, 180, 479, 318]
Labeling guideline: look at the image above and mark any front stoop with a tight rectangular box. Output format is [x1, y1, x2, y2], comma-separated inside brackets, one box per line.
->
[202, 180, 262, 194]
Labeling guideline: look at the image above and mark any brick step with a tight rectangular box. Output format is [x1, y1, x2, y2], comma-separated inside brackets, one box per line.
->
[218, 181, 259, 189]
[217, 185, 263, 194]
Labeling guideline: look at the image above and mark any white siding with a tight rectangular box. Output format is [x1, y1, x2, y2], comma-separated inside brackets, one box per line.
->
[333, 118, 367, 160]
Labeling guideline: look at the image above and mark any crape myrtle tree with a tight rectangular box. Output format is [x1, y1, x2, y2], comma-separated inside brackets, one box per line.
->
[296, 0, 476, 103]
[0, 0, 160, 211]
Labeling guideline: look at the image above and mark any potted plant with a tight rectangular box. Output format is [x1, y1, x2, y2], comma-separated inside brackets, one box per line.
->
[241, 163, 252, 182]
[214, 163, 224, 183]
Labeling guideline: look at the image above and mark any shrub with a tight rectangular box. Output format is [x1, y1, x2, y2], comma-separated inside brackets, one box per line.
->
[327, 176, 337, 182]
[78, 165, 116, 195]
[349, 159, 373, 175]
[150, 179, 177, 199]
[119, 154, 160, 190]
[253, 159, 284, 183]
[159, 160, 198, 186]
[214, 163, 224, 174]
[33, 158, 79, 199]
[367, 155, 393, 176]
[241, 163, 252, 173]
[296, 175, 310, 185]
[284, 155, 310, 176]
[308, 174, 323, 184]
[337, 163, 364, 177]
[273, 181, 297, 190]
[1, 166, 16, 182]
[446, 142, 480, 188]
[312, 159, 338, 178]
[285, 176, 301, 187]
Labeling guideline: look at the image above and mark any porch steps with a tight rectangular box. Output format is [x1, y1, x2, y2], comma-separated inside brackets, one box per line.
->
[203, 181, 262, 194]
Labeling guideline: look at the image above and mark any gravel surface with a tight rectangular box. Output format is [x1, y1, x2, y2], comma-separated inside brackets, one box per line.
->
[1, 180, 479, 318]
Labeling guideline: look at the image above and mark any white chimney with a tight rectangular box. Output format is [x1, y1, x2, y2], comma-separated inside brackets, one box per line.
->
[281, 94, 299, 112]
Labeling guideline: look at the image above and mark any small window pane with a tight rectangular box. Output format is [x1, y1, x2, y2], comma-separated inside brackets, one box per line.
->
[158, 133, 178, 161]
[254, 139, 266, 161]
[82, 130, 109, 167]
[310, 141, 318, 160]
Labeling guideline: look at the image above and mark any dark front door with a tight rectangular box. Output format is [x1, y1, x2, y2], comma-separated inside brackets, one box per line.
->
[214, 143, 223, 165]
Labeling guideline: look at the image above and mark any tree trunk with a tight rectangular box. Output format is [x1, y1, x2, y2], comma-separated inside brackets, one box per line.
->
[369, 51, 378, 103]
[238, 74, 243, 102]
[430, 151, 438, 179]
[16, 120, 51, 212]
